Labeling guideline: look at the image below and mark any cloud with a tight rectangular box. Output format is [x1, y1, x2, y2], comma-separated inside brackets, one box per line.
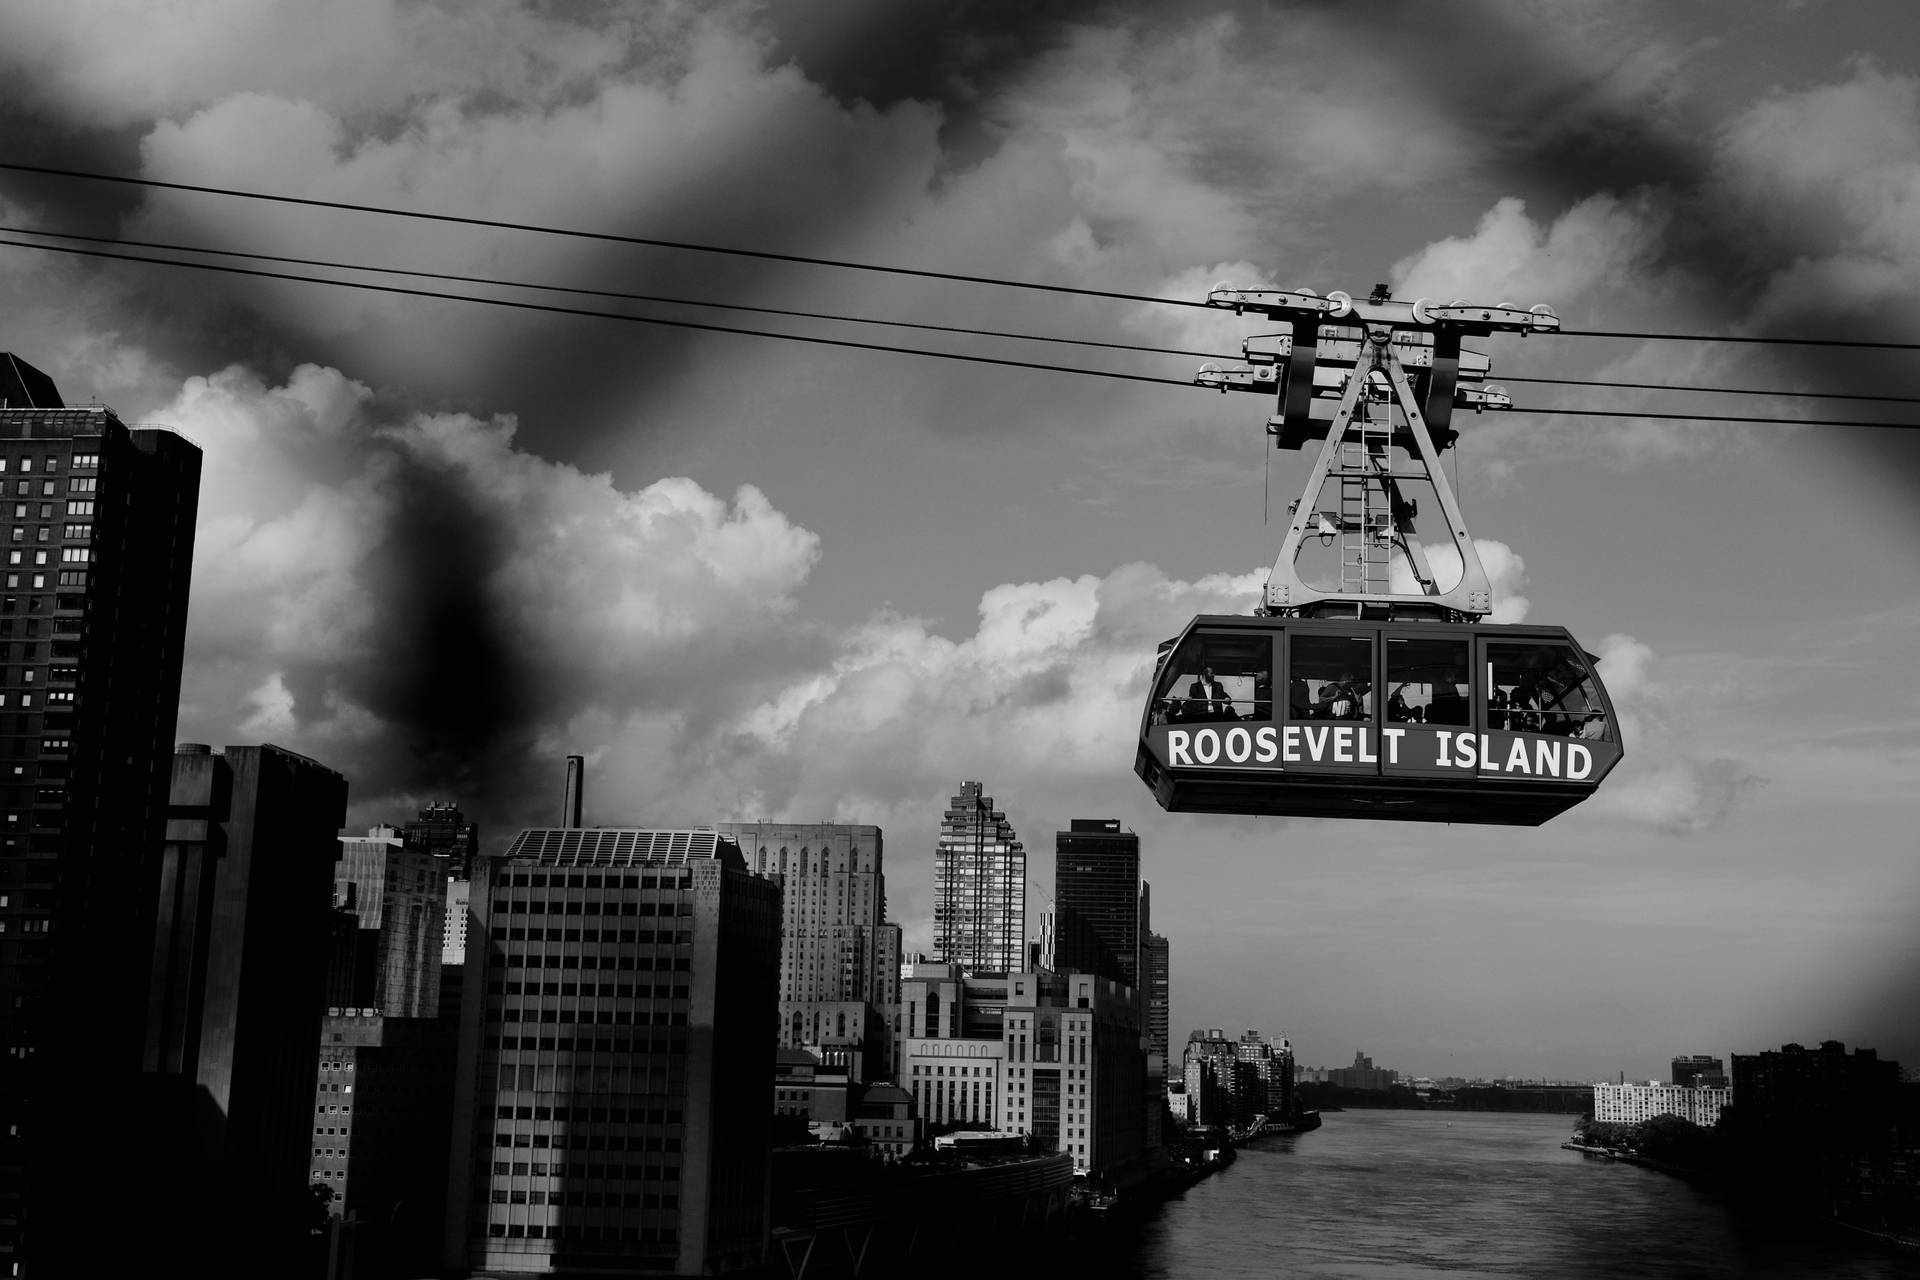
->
[1580, 632, 1765, 834]
[1390, 193, 1668, 312]
[167, 361, 822, 825]
[1389, 538, 1531, 622]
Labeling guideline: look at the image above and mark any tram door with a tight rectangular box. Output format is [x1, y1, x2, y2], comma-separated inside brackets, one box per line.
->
[1282, 631, 1379, 777]
[1475, 635, 1613, 784]
[1382, 631, 1474, 778]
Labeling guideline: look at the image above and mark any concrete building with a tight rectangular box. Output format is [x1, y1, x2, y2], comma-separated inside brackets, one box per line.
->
[446, 827, 783, 1277]
[445, 877, 473, 967]
[850, 1084, 919, 1160]
[932, 782, 1025, 974]
[897, 962, 1144, 1179]
[0, 356, 202, 1275]
[773, 1047, 851, 1124]
[145, 744, 350, 1271]
[717, 822, 900, 1083]
[312, 1010, 460, 1270]
[1593, 1081, 1730, 1127]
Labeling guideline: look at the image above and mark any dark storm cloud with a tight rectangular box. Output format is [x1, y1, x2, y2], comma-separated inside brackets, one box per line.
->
[1308, 2, 1920, 488]
[356, 454, 538, 794]
[758, 0, 1108, 149]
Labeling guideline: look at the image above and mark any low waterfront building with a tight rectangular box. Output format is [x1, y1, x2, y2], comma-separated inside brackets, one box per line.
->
[1593, 1081, 1729, 1127]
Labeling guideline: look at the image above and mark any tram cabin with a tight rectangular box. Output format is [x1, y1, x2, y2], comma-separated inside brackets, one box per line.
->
[1135, 616, 1622, 825]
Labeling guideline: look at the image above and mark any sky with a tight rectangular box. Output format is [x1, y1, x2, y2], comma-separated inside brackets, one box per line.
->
[0, 0, 1916, 1083]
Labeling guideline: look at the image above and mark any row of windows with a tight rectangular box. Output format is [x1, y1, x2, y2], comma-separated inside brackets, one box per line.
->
[492, 899, 689, 917]
[485, 1223, 678, 1243]
[493, 1103, 683, 1125]
[490, 1027, 684, 1050]
[499, 872, 685, 889]
[0, 458, 69, 474]
[489, 982, 686, 998]
[497, 928, 689, 944]
[492, 953, 690, 971]
[491, 1157, 679, 1178]
[0, 695, 74, 708]
[496, 1121, 681, 1145]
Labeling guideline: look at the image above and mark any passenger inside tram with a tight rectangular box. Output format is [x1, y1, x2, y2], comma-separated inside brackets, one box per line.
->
[1486, 642, 1610, 739]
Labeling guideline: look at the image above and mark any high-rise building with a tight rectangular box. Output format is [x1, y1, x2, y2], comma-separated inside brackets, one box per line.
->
[401, 801, 481, 972]
[315, 823, 462, 1273]
[932, 782, 1024, 973]
[405, 800, 480, 879]
[1053, 819, 1140, 988]
[1671, 1054, 1727, 1088]
[445, 827, 782, 1277]
[0, 356, 202, 1276]
[145, 743, 350, 1271]
[1141, 931, 1170, 1080]
[333, 824, 445, 1017]
[717, 822, 900, 1080]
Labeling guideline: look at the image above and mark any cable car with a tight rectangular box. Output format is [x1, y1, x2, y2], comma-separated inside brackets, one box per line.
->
[1134, 286, 1621, 825]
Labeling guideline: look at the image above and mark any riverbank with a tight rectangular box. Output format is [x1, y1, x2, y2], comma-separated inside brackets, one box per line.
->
[1560, 1141, 1716, 1180]
[1563, 1142, 1920, 1254]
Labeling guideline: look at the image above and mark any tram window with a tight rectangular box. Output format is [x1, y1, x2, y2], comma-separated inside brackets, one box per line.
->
[1288, 634, 1373, 721]
[1385, 637, 1469, 726]
[1152, 634, 1270, 724]
[1486, 642, 1609, 739]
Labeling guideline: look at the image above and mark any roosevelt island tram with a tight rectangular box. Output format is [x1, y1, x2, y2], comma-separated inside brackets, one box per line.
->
[1134, 284, 1621, 825]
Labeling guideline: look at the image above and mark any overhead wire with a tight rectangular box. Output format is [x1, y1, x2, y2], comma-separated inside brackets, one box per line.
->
[7, 159, 1920, 352]
[5, 221, 1918, 411]
[0, 231, 1914, 430]
[0, 159, 1213, 310]
[0, 235, 1196, 390]
[0, 223, 1216, 361]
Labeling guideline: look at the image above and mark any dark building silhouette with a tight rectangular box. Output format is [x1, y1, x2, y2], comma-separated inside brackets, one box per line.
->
[145, 743, 350, 1274]
[1053, 819, 1140, 988]
[1671, 1054, 1727, 1088]
[312, 822, 465, 1277]
[445, 827, 783, 1276]
[1724, 1040, 1917, 1231]
[0, 357, 201, 1277]
[404, 800, 480, 881]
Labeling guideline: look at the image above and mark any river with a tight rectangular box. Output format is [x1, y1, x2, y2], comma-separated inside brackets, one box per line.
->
[1063, 1110, 1910, 1279]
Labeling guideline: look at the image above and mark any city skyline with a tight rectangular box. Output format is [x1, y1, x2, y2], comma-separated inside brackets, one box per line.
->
[0, 1, 1916, 1084]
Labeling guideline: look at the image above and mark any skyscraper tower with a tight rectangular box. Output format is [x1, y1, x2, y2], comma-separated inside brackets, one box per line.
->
[932, 781, 1024, 973]
[1052, 819, 1141, 988]
[717, 822, 900, 1080]
[0, 355, 201, 1274]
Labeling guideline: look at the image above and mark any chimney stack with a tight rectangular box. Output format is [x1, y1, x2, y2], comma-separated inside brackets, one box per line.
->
[563, 755, 584, 828]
